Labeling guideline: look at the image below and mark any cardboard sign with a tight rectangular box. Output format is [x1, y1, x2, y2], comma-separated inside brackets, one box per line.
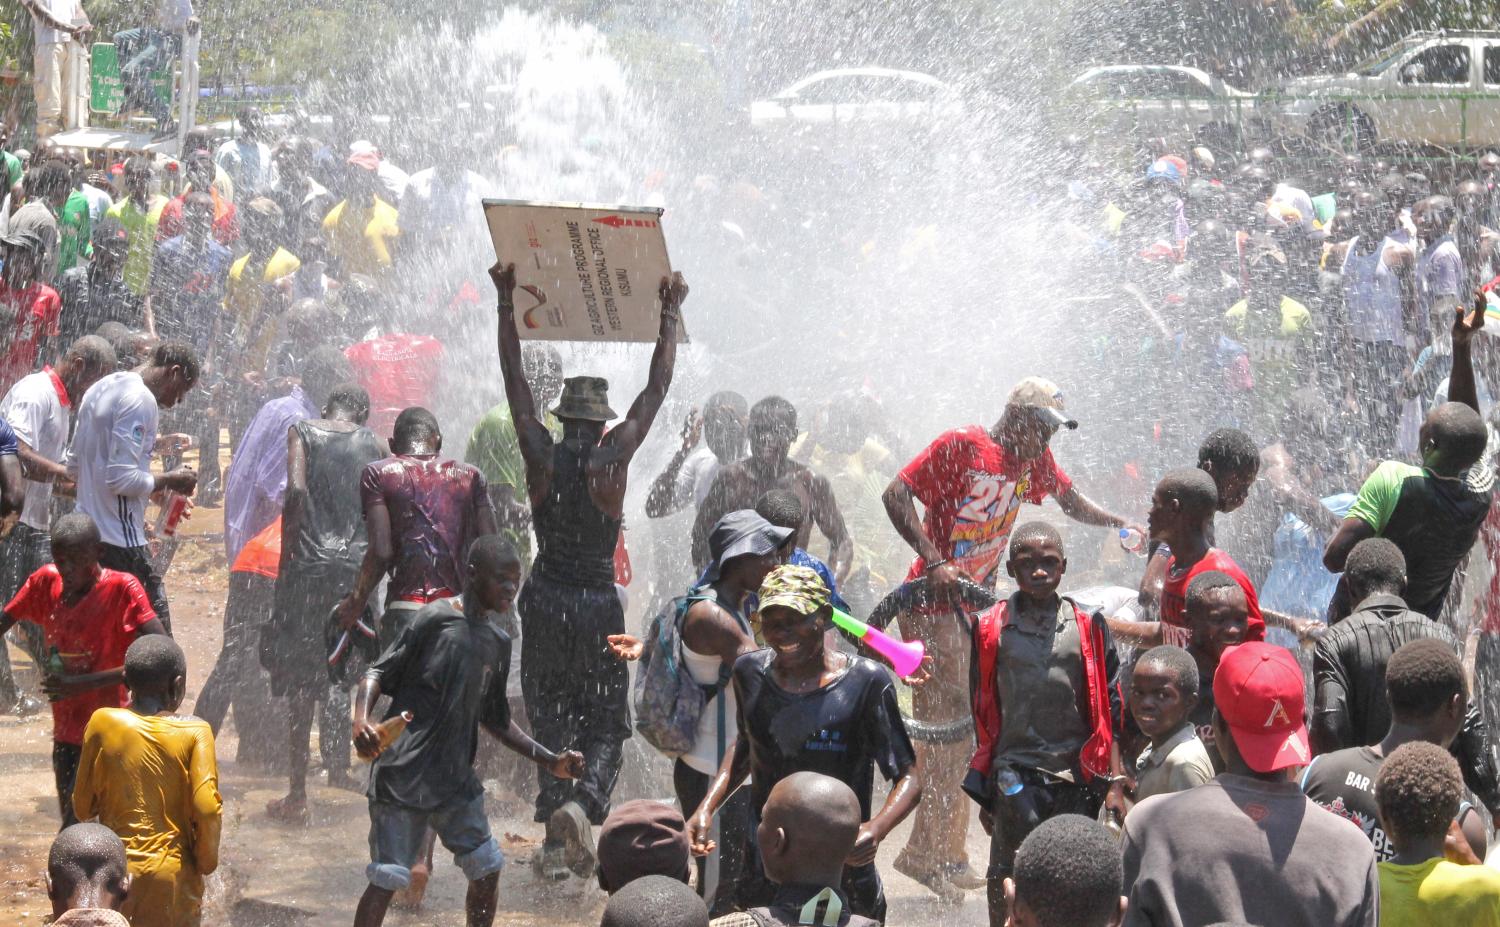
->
[483, 199, 684, 343]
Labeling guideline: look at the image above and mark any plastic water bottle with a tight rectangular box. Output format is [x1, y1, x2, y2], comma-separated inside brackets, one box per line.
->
[995, 767, 1024, 797]
[1119, 527, 1146, 555]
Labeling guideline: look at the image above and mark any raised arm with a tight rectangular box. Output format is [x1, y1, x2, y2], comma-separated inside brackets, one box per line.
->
[605, 274, 687, 460]
[644, 409, 702, 519]
[1449, 288, 1486, 414]
[489, 263, 556, 496]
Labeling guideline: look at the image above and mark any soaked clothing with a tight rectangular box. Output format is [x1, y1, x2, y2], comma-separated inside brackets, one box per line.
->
[1310, 592, 1500, 813]
[1301, 747, 1394, 861]
[518, 572, 629, 824]
[358, 453, 493, 604]
[148, 235, 232, 356]
[223, 387, 317, 562]
[531, 440, 620, 588]
[73, 708, 221, 927]
[520, 437, 629, 824]
[365, 600, 512, 812]
[55, 265, 144, 346]
[734, 650, 916, 822]
[463, 405, 559, 562]
[897, 426, 1070, 586]
[1160, 547, 1266, 646]
[269, 421, 385, 695]
[1379, 858, 1500, 927]
[4, 565, 155, 744]
[1337, 460, 1491, 621]
[1122, 775, 1380, 927]
[991, 598, 1090, 776]
[731, 651, 915, 922]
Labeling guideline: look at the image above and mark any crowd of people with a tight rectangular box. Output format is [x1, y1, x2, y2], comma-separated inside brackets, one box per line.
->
[9, 101, 1500, 927]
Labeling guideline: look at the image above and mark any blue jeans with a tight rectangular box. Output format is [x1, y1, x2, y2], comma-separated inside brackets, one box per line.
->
[365, 791, 504, 890]
[112, 27, 178, 124]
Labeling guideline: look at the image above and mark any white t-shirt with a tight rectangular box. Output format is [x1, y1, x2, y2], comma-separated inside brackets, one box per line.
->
[0, 370, 69, 530]
[66, 371, 159, 548]
[32, 0, 86, 46]
[675, 446, 721, 513]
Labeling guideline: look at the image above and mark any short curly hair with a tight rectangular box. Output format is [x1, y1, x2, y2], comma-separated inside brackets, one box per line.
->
[1012, 814, 1122, 927]
[1345, 538, 1407, 600]
[1197, 428, 1260, 475]
[1375, 741, 1463, 844]
[1386, 638, 1464, 719]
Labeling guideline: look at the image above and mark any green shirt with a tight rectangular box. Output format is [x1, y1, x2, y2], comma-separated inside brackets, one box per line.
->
[57, 190, 91, 275]
[463, 405, 559, 562]
[1346, 459, 1492, 619]
[1, 152, 20, 192]
[105, 195, 166, 297]
[1379, 858, 1500, 927]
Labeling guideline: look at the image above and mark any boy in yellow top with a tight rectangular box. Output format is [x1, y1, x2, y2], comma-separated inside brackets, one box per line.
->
[323, 152, 399, 281]
[74, 635, 221, 927]
[1375, 740, 1500, 926]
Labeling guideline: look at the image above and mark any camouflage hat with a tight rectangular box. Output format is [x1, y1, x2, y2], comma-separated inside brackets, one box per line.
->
[757, 564, 830, 616]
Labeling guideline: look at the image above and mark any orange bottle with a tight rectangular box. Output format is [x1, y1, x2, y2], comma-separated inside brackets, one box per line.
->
[359, 711, 413, 760]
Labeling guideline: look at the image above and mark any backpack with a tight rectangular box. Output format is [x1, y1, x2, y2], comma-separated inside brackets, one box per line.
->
[633, 592, 728, 757]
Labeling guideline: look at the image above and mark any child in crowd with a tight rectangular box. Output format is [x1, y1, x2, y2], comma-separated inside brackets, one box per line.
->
[46, 823, 132, 927]
[350, 536, 583, 927]
[684, 564, 919, 923]
[0, 513, 164, 825]
[1375, 741, 1500, 925]
[1004, 815, 1125, 927]
[964, 522, 1125, 927]
[73, 635, 221, 927]
[1128, 646, 1214, 803]
[1303, 639, 1485, 863]
[1182, 571, 1252, 757]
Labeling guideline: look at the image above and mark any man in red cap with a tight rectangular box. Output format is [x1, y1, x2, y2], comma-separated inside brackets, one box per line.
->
[1121, 642, 1379, 927]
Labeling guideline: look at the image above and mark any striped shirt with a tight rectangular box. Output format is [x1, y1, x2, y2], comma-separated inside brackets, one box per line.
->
[66, 371, 158, 548]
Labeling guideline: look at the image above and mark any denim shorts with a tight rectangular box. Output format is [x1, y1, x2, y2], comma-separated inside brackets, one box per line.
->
[366, 791, 504, 890]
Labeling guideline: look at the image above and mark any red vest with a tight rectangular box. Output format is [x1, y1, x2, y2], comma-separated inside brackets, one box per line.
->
[963, 597, 1116, 805]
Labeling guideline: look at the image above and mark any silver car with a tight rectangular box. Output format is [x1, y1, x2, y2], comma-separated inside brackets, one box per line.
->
[749, 67, 962, 129]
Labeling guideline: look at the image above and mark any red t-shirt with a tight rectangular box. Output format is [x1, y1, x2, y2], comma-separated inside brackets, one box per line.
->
[0, 281, 61, 392]
[1159, 547, 1265, 648]
[4, 566, 155, 744]
[345, 334, 445, 438]
[898, 425, 1072, 585]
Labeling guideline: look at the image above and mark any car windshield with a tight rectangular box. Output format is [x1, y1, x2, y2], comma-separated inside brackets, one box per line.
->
[1355, 38, 1422, 75]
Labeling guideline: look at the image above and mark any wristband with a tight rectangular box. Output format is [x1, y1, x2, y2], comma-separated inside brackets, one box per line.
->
[924, 558, 950, 572]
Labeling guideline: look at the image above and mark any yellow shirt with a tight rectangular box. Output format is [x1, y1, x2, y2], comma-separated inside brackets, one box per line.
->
[73, 708, 222, 927]
[226, 247, 301, 374]
[1378, 858, 1500, 927]
[322, 196, 399, 279]
[105, 195, 167, 297]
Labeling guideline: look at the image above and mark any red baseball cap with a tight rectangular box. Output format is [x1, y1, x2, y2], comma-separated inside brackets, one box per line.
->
[1213, 642, 1310, 774]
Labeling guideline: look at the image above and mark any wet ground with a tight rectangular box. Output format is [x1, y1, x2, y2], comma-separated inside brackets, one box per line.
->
[0, 484, 991, 927]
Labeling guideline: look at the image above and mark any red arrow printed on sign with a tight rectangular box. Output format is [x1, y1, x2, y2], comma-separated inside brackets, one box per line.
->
[593, 215, 658, 229]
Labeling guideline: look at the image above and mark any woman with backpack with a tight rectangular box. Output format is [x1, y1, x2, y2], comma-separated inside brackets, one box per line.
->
[673, 510, 792, 915]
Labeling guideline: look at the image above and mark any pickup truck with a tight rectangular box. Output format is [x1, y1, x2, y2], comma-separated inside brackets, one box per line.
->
[1277, 30, 1500, 151]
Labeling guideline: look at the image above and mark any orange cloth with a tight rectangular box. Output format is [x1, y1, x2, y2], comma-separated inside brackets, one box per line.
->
[231, 516, 282, 578]
[73, 708, 222, 927]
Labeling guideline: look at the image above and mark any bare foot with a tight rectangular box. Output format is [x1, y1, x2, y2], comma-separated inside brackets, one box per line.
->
[394, 862, 429, 909]
[265, 795, 309, 825]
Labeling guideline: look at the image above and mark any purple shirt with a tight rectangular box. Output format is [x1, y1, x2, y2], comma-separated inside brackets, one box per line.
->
[224, 386, 316, 561]
[358, 454, 492, 602]
[1418, 234, 1463, 313]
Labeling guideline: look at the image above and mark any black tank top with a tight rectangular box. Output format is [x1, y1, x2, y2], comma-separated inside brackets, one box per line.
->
[532, 439, 620, 588]
[286, 420, 386, 577]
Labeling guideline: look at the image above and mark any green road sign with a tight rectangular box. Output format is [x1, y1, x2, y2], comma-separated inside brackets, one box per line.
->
[90, 43, 172, 116]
